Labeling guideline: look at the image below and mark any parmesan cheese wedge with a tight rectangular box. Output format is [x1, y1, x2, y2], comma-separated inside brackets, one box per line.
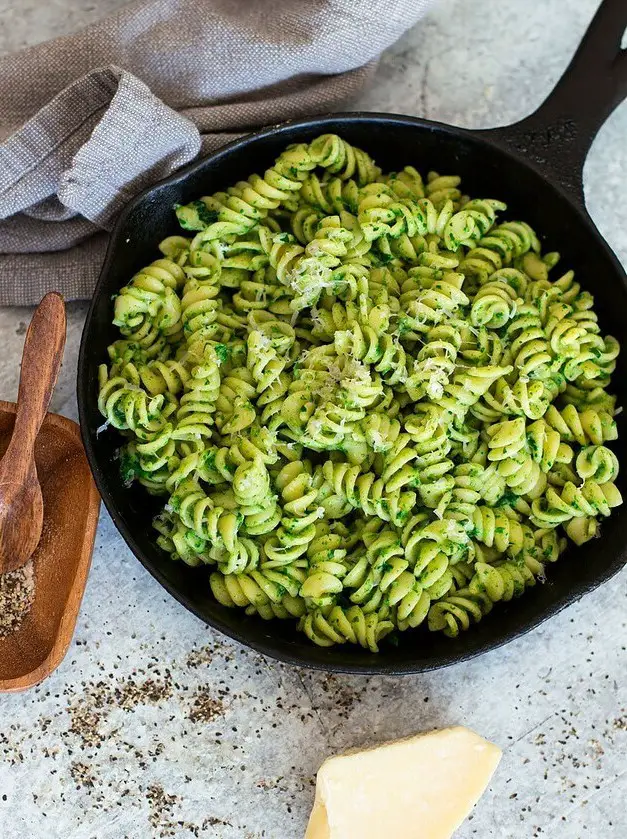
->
[305, 726, 501, 839]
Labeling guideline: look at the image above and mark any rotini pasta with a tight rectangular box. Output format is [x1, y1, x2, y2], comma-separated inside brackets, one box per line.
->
[98, 134, 622, 650]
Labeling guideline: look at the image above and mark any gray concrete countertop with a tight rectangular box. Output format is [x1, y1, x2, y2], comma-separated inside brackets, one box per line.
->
[0, 1, 626, 836]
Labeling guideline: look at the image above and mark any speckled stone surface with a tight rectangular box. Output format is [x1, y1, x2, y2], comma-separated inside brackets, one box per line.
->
[0, 1, 626, 837]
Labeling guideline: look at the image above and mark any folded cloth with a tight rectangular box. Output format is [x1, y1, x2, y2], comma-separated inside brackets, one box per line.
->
[0, 0, 434, 306]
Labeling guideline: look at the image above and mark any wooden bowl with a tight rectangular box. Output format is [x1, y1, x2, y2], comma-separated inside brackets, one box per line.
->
[0, 401, 100, 692]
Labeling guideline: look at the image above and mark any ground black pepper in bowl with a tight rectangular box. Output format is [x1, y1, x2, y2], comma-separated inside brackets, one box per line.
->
[0, 560, 35, 638]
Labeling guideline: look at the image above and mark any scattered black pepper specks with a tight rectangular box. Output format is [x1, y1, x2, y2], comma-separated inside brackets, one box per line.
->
[187, 687, 225, 724]
[69, 761, 96, 790]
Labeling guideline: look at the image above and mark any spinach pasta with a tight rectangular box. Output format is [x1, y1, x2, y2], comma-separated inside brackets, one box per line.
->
[98, 134, 622, 651]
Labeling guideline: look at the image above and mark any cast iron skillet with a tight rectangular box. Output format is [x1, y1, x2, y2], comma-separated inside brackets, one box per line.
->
[78, 0, 627, 673]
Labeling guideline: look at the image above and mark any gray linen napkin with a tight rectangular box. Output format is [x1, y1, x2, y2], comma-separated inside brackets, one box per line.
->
[0, 0, 434, 306]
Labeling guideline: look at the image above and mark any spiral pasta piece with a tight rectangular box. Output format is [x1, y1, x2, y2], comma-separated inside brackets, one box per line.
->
[474, 375, 562, 423]
[169, 479, 242, 554]
[97, 366, 174, 434]
[564, 517, 598, 546]
[173, 344, 222, 441]
[427, 587, 492, 637]
[470, 506, 526, 555]
[210, 565, 306, 619]
[543, 404, 617, 446]
[232, 457, 281, 536]
[358, 185, 455, 244]
[442, 199, 506, 250]
[308, 134, 381, 184]
[299, 605, 394, 652]
[264, 462, 323, 568]
[177, 143, 317, 238]
[114, 258, 185, 338]
[530, 480, 622, 528]
[299, 174, 361, 216]
[246, 313, 296, 398]
[258, 223, 353, 312]
[470, 278, 520, 329]
[404, 256, 469, 331]
[439, 364, 513, 422]
[299, 524, 349, 607]
[337, 531, 405, 613]
[575, 446, 619, 484]
[425, 171, 462, 208]
[321, 461, 416, 525]
[526, 419, 574, 473]
[121, 426, 176, 495]
[506, 303, 552, 379]
[334, 319, 407, 385]
[478, 220, 540, 265]
[469, 560, 537, 603]
[487, 418, 544, 497]
[406, 323, 463, 401]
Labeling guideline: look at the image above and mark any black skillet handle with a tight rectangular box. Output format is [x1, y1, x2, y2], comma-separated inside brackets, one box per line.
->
[478, 0, 627, 207]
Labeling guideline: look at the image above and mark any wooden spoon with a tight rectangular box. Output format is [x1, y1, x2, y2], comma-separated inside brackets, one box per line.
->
[0, 293, 66, 573]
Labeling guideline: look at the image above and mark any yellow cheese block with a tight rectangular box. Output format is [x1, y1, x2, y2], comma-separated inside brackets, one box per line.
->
[305, 726, 501, 839]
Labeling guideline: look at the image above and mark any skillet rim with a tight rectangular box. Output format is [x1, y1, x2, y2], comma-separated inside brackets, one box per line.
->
[77, 111, 627, 674]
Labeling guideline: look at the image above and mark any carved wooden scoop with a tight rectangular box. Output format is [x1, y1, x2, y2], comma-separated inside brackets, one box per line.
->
[0, 293, 66, 573]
